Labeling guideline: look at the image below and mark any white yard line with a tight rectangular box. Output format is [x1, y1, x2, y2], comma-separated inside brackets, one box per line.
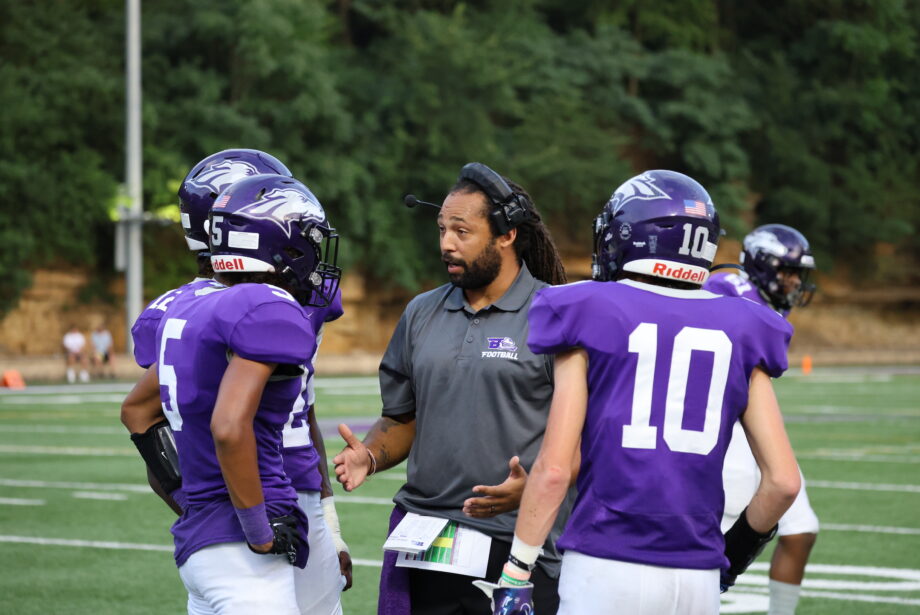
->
[337, 495, 393, 506]
[0, 534, 383, 567]
[0, 425, 124, 435]
[0, 444, 133, 456]
[822, 524, 920, 536]
[0, 477, 396, 505]
[798, 453, 920, 464]
[0, 478, 151, 493]
[72, 491, 129, 501]
[808, 480, 920, 494]
[0, 497, 45, 506]
[0, 535, 172, 552]
[800, 590, 920, 606]
[0, 384, 134, 396]
[0, 395, 128, 405]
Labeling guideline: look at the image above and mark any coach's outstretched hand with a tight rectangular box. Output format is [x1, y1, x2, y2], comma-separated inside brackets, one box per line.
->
[463, 456, 528, 518]
[333, 424, 372, 492]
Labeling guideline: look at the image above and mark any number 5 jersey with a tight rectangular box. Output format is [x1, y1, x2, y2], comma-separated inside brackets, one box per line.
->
[154, 282, 316, 568]
[526, 278, 792, 570]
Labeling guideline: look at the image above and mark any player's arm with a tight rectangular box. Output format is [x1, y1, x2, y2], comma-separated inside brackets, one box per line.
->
[121, 365, 183, 515]
[333, 413, 416, 492]
[513, 348, 588, 557]
[723, 367, 801, 590]
[741, 367, 801, 530]
[120, 366, 164, 433]
[307, 405, 353, 590]
[211, 355, 276, 553]
[474, 348, 588, 609]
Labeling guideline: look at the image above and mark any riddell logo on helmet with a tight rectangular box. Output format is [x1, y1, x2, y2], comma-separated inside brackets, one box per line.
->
[652, 262, 706, 282]
[212, 257, 246, 272]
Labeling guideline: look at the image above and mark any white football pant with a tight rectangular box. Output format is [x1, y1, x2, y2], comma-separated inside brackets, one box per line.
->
[179, 543, 300, 615]
[722, 421, 820, 536]
[296, 491, 346, 615]
[558, 551, 720, 614]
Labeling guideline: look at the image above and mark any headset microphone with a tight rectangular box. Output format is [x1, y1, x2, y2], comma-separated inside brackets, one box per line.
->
[404, 194, 441, 210]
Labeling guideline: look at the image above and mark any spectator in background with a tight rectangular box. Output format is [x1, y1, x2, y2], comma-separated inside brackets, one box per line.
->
[91, 324, 115, 379]
[63, 325, 89, 384]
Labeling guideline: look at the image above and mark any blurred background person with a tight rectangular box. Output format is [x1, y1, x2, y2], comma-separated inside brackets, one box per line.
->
[63, 324, 89, 384]
[90, 323, 115, 379]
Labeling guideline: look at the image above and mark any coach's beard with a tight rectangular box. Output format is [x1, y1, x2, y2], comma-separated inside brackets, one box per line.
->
[444, 241, 502, 290]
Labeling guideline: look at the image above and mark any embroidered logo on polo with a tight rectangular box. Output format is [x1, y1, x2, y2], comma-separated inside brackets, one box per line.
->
[482, 337, 519, 360]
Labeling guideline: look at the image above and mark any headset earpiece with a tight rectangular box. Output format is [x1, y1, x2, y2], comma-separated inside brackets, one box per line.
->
[459, 162, 532, 235]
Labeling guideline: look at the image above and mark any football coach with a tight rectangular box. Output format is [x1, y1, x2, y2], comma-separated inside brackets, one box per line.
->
[334, 162, 573, 615]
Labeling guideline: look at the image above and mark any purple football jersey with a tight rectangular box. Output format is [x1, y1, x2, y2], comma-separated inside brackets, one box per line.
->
[527, 279, 792, 570]
[130, 278, 221, 368]
[155, 282, 317, 568]
[282, 286, 344, 493]
[704, 272, 789, 317]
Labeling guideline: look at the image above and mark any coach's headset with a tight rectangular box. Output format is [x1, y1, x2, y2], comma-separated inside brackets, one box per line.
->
[404, 162, 536, 235]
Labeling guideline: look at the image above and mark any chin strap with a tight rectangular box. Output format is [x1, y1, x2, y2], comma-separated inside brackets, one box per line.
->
[709, 263, 744, 273]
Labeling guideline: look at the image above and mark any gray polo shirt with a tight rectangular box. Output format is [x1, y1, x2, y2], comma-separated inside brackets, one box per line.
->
[380, 263, 571, 576]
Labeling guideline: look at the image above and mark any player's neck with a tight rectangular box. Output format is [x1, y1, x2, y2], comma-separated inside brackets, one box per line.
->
[464, 257, 521, 312]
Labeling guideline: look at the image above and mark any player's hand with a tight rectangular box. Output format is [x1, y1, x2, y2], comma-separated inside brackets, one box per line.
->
[333, 423, 371, 492]
[463, 456, 528, 518]
[472, 579, 534, 615]
[249, 540, 273, 554]
[248, 515, 303, 565]
[339, 551, 354, 591]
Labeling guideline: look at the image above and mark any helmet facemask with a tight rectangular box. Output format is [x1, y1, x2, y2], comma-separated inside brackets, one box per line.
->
[273, 221, 341, 308]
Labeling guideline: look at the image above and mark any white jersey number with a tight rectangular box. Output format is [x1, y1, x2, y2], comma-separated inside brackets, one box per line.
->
[158, 318, 187, 432]
[281, 324, 324, 449]
[622, 323, 731, 455]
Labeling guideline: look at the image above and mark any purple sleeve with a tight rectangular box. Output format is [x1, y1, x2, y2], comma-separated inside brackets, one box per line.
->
[526, 287, 574, 355]
[703, 274, 740, 297]
[326, 287, 344, 323]
[130, 311, 162, 368]
[228, 301, 316, 366]
[747, 305, 793, 378]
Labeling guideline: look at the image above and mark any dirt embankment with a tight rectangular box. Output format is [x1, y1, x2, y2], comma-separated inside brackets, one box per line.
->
[1, 264, 918, 381]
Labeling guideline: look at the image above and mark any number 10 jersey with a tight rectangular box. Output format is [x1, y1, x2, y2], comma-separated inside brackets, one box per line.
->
[527, 278, 792, 570]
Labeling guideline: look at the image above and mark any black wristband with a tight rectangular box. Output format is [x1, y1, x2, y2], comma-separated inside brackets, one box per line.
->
[508, 553, 536, 572]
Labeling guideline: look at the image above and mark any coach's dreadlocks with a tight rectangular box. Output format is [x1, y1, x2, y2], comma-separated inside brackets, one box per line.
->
[451, 177, 567, 286]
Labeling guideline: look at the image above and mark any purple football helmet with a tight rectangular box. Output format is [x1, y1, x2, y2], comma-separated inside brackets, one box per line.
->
[208, 174, 340, 307]
[592, 170, 720, 285]
[741, 224, 816, 311]
[178, 149, 292, 251]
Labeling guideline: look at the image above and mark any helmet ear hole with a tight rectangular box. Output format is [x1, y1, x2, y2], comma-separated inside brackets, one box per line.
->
[284, 247, 304, 260]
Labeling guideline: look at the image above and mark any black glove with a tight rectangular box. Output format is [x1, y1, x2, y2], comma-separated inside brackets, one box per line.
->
[249, 515, 303, 565]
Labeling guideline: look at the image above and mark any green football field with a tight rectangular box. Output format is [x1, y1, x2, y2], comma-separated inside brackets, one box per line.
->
[0, 368, 918, 614]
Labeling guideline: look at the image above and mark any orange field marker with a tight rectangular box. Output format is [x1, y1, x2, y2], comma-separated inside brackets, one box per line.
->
[801, 355, 813, 375]
[1, 370, 26, 389]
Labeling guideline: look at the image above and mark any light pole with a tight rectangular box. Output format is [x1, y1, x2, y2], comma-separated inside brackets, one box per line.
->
[124, 0, 143, 354]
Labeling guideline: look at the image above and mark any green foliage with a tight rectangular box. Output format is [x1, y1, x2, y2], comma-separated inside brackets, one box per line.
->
[0, 0, 123, 315]
[1, 0, 917, 315]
